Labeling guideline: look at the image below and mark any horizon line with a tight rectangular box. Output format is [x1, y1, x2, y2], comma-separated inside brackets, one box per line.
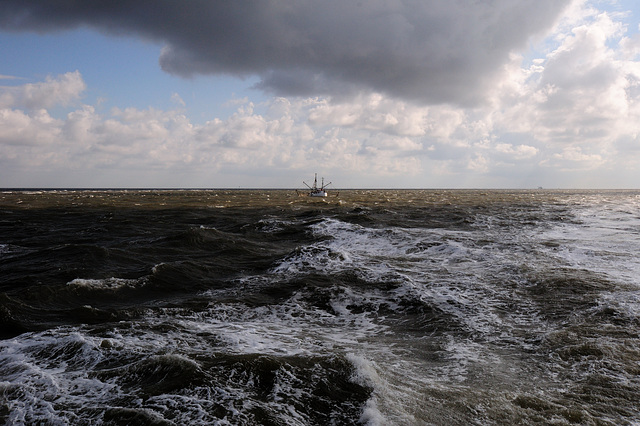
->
[2, 187, 639, 191]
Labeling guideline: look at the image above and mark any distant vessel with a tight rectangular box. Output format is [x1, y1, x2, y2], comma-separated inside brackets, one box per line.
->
[298, 173, 332, 197]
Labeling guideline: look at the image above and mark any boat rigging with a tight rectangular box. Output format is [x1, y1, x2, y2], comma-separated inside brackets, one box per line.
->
[297, 173, 332, 197]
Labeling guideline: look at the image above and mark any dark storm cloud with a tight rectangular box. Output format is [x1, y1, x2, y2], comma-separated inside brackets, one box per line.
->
[0, 0, 571, 105]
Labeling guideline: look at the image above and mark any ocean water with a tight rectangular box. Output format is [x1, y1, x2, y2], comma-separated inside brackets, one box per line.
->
[1, 189, 639, 425]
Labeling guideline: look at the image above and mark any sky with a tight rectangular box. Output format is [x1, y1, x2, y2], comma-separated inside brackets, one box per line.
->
[1, 0, 640, 188]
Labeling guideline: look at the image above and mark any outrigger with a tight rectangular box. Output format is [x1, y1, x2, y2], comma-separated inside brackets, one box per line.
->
[297, 173, 332, 197]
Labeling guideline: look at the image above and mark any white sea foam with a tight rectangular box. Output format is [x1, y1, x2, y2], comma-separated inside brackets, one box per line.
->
[270, 216, 528, 341]
[255, 215, 546, 420]
[0, 331, 115, 424]
[67, 277, 144, 290]
[1, 300, 385, 424]
[541, 221, 640, 287]
[170, 291, 385, 357]
[256, 216, 296, 233]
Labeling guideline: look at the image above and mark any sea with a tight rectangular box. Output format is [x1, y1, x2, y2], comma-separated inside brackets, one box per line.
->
[1, 189, 639, 425]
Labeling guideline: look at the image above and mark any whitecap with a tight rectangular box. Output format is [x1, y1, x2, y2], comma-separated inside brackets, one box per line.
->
[67, 277, 144, 290]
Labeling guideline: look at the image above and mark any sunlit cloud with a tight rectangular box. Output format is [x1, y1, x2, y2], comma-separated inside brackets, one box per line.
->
[0, 71, 85, 110]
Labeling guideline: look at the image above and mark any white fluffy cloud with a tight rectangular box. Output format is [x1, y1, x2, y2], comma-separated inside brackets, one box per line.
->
[0, 71, 85, 110]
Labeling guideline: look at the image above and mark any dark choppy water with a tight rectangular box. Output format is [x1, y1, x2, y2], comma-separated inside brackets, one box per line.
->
[1, 189, 639, 425]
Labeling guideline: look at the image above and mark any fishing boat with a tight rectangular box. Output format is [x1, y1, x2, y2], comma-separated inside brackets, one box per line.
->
[297, 173, 332, 197]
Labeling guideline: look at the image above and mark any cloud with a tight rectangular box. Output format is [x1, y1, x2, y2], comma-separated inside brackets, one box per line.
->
[171, 93, 186, 107]
[0, 108, 61, 148]
[492, 8, 640, 149]
[0, 74, 425, 182]
[0, 0, 572, 105]
[0, 74, 23, 80]
[0, 71, 85, 110]
[495, 143, 538, 159]
[2, 1, 640, 188]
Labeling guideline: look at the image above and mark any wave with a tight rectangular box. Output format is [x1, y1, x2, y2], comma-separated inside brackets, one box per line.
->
[67, 277, 144, 290]
[0, 324, 374, 425]
[3, 190, 640, 424]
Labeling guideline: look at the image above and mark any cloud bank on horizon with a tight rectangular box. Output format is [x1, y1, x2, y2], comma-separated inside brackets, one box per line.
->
[1, 0, 640, 188]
